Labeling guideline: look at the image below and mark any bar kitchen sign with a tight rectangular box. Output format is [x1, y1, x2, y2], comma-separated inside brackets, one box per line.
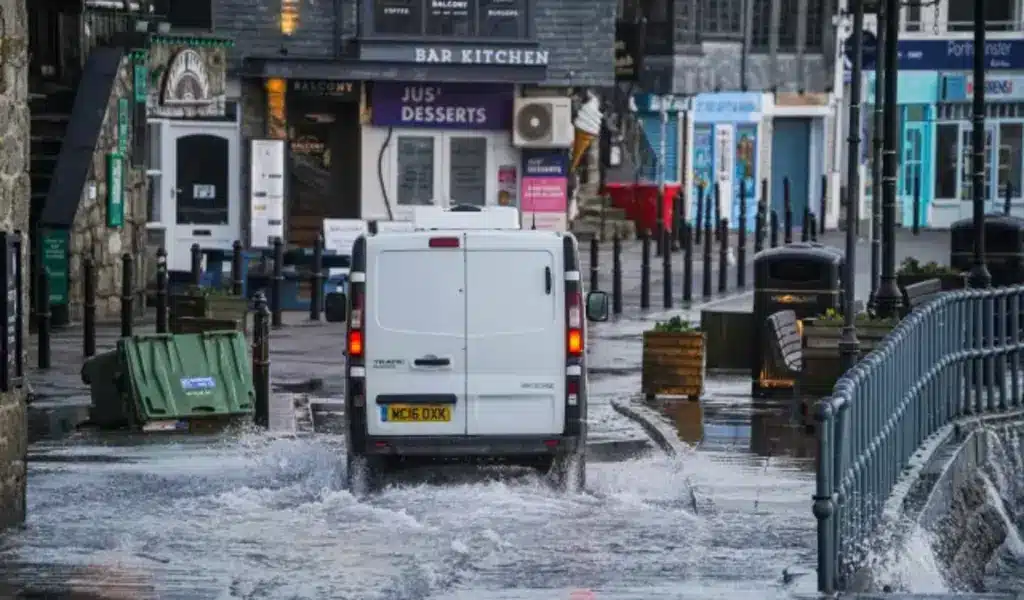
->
[371, 82, 513, 129]
[360, 42, 548, 65]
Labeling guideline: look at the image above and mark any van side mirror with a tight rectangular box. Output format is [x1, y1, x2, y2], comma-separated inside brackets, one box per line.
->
[585, 291, 609, 322]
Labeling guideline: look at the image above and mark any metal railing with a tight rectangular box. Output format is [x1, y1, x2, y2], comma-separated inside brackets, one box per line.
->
[813, 285, 1024, 593]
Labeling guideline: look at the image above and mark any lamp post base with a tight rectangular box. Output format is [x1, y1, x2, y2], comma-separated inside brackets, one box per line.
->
[967, 264, 992, 289]
[873, 278, 903, 319]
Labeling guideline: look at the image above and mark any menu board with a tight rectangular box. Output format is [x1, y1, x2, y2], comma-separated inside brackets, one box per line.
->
[374, 0, 422, 35]
[477, 0, 525, 37]
[426, 0, 474, 36]
[250, 140, 286, 248]
[397, 137, 435, 206]
[0, 232, 22, 392]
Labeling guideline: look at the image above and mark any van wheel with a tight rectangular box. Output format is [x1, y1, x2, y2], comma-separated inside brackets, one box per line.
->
[549, 451, 586, 493]
[347, 454, 385, 497]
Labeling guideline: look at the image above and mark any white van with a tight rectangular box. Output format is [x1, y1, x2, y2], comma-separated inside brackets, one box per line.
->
[343, 214, 609, 493]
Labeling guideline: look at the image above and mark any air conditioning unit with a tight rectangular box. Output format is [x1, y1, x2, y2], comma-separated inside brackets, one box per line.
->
[513, 98, 573, 148]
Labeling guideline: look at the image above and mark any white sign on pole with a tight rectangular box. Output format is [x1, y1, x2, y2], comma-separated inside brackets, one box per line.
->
[249, 139, 286, 248]
[714, 124, 735, 223]
[323, 219, 367, 256]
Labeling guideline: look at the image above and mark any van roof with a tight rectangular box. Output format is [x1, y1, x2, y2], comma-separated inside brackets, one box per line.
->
[412, 205, 521, 230]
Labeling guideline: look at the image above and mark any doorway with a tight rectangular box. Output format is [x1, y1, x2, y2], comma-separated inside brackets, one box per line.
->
[771, 118, 811, 219]
[157, 120, 240, 272]
[386, 130, 516, 221]
[900, 121, 926, 227]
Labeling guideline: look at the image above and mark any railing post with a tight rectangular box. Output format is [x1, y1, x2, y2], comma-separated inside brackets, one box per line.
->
[813, 400, 836, 594]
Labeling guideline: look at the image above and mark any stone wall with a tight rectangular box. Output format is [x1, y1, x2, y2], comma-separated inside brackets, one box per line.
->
[68, 57, 147, 321]
[0, 0, 31, 531]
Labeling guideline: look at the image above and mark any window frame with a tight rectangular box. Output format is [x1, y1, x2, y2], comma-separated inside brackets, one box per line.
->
[933, 121, 960, 201]
[360, 0, 536, 41]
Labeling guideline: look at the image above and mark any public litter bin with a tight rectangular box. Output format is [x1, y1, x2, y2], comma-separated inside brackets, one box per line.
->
[950, 215, 1024, 287]
[752, 244, 844, 397]
[82, 349, 132, 429]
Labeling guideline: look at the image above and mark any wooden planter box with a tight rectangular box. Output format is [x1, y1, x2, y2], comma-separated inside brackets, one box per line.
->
[800, 319, 894, 397]
[897, 272, 966, 291]
[641, 331, 705, 401]
[170, 293, 249, 333]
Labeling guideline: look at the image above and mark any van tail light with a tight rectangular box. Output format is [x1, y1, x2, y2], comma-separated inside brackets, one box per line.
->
[429, 237, 460, 248]
[567, 290, 583, 356]
[567, 378, 579, 406]
[348, 282, 364, 357]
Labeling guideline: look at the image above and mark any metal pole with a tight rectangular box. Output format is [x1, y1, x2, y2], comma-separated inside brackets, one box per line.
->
[155, 247, 168, 334]
[968, 0, 992, 289]
[252, 292, 271, 428]
[841, 0, 864, 372]
[190, 243, 202, 287]
[310, 232, 324, 321]
[657, 99, 670, 257]
[37, 268, 50, 369]
[874, 0, 903, 317]
[83, 256, 96, 357]
[271, 237, 284, 327]
[120, 253, 133, 338]
[870, 3, 885, 301]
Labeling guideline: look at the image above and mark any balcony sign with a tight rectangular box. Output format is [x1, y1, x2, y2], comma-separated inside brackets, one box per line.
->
[365, 0, 531, 39]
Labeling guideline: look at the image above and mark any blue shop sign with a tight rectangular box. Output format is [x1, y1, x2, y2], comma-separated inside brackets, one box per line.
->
[862, 39, 1024, 71]
[692, 92, 762, 123]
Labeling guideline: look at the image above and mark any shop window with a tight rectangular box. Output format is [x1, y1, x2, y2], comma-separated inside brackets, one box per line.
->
[396, 137, 435, 205]
[999, 123, 1022, 197]
[448, 137, 487, 205]
[933, 123, 958, 199]
[366, 0, 532, 39]
[948, 0, 1016, 32]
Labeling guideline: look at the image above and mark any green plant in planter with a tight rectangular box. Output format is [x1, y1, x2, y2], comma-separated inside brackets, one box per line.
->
[813, 308, 899, 327]
[898, 257, 960, 276]
[650, 316, 700, 333]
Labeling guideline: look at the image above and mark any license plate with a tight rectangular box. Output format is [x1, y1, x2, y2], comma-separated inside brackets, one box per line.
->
[383, 404, 451, 423]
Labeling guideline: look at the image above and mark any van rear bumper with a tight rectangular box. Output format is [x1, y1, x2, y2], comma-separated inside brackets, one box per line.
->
[360, 435, 580, 457]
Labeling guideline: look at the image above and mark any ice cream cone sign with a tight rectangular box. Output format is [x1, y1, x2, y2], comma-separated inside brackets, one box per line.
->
[571, 94, 602, 173]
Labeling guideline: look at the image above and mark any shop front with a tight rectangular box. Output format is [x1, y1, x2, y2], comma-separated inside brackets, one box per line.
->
[360, 82, 518, 221]
[687, 92, 770, 231]
[931, 72, 1024, 227]
[145, 42, 238, 273]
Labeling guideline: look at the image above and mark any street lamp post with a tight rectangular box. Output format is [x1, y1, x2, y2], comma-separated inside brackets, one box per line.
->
[873, 0, 903, 318]
[968, 0, 992, 288]
[841, 0, 864, 370]
[870, 3, 885, 303]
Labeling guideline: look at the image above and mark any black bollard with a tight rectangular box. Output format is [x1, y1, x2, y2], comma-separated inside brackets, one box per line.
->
[810, 214, 818, 242]
[757, 178, 769, 251]
[913, 177, 922, 235]
[252, 292, 271, 428]
[121, 253, 133, 338]
[37, 268, 50, 369]
[770, 209, 780, 248]
[612, 230, 622, 315]
[801, 208, 810, 242]
[640, 230, 651, 310]
[754, 205, 765, 255]
[713, 185, 722, 241]
[271, 236, 284, 328]
[718, 218, 729, 294]
[783, 177, 793, 244]
[190, 242, 202, 286]
[662, 228, 672, 309]
[682, 223, 693, 303]
[674, 189, 686, 252]
[702, 206, 713, 300]
[83, 255, 96, 357]
[310, 232, 324, 321]
[820, 174, 828, 234]
[589, 237, 599, 292]
[231, 240, 244, 296]
[155, 247, 168, 334]
[737, 182, 748, 289]
[694, 185, 705, 246]
[1005, 182, 1014, 216]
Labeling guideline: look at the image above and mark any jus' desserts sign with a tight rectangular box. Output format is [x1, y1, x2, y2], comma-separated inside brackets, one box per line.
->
[371, 83, 513, 130]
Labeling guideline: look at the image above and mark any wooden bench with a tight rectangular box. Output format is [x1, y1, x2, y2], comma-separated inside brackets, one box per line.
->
[901, 278, 942, 316]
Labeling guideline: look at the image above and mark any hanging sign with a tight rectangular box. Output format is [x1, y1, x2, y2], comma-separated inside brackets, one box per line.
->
[714, 124, 735, 221]
[106, 153, 124, 228]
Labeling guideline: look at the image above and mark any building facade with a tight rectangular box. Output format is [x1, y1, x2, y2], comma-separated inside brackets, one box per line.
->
[189, 0, 617, 248]
[847, 3, 1024, 229]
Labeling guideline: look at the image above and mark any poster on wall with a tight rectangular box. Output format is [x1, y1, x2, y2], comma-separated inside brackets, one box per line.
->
[714, 124, 734, 222]
[520, 150, 567, 231]
[250, 139, 286, 248]
[691, 125, 714, 225]
[498, 165, 518, 207]
[733, 125, 757, 231]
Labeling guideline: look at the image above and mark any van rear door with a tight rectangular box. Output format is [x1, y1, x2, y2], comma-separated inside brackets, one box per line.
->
[364, 232, 467, 436]
[463, 232, 564, 435]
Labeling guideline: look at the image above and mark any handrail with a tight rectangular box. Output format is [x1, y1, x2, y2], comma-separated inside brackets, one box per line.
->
[813, 285, 1024, 593]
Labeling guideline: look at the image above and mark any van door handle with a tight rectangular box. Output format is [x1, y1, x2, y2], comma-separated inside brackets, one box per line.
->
[544, 266, 552, 294]
[413, 356, 450, 367]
